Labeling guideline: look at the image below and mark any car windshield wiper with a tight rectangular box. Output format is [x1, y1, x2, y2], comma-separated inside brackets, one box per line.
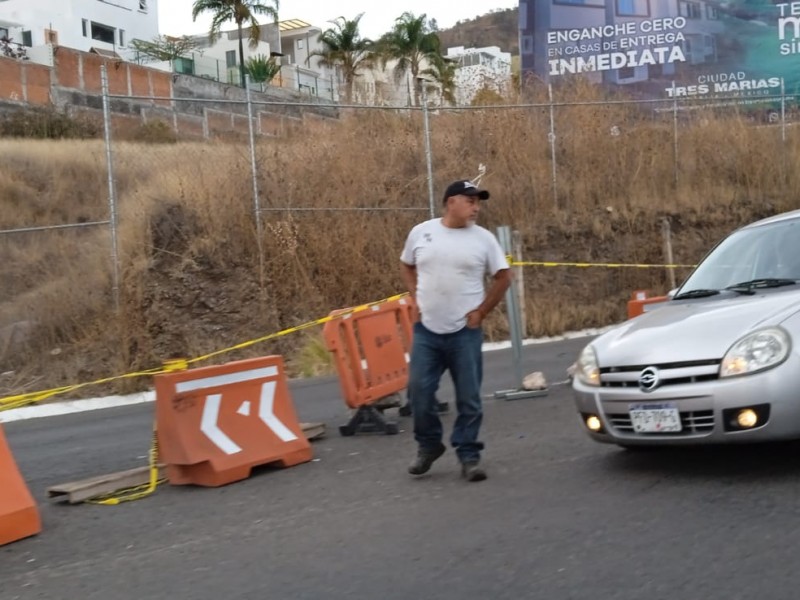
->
[672, 288, 720, 300]
[725, 278, 798, 293]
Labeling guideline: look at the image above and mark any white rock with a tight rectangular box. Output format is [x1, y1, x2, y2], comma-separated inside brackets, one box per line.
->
[566, 362, 577, 380]
[522, 371, 547, 391]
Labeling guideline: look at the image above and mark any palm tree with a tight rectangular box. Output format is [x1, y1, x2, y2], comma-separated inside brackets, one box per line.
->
[421, 55, 457, 106]
[378, 12, 441, 106]
[191, 0, 279, 88]
[245, 53, 281, 83]
[309, 14, 374, 104]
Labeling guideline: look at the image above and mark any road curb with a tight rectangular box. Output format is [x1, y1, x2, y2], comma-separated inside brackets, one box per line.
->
[1, 327, 612, 424]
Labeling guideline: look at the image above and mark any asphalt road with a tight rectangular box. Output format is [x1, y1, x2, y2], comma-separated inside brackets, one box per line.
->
[4, 337, 800, 599]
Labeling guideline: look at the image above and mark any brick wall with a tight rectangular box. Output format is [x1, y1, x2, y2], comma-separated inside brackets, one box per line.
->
[1, 47, 338, 138]
[25, 62, 51, 105]
[0, 57, 51, 104]
[53, 48, 173, 99]
[54, 50, 82, 91]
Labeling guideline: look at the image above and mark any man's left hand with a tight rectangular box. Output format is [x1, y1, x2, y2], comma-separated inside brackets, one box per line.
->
[466, 309, 484, 329]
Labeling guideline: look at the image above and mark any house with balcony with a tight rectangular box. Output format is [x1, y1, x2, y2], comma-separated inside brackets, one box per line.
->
[166, 19, 337, 99]
[446, 45, 512, 105]
[277, 19, 335, 98]
[0, 0, 159, 61]
[176, 23, 279, 86]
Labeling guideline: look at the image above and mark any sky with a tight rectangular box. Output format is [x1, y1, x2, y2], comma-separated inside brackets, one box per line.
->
[158, 0, 519, 41]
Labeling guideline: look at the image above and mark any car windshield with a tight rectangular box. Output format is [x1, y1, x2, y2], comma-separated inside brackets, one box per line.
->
[678, 218, 800, 294]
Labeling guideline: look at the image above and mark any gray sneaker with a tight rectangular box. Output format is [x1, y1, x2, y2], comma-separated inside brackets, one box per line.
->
[408, 443, 447, 475]
[461, 462, 487, 482]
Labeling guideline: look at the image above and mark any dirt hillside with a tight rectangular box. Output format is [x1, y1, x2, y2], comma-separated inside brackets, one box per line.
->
[1, 88, 798, 400]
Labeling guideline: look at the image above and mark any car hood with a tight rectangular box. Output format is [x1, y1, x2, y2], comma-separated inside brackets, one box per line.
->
[594, 290, 800, 367]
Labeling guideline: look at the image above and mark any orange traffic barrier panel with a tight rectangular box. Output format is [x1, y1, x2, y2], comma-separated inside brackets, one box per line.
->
[323, 297, 415, 436]
[155, 355, 312, 487]
[0, 423, 41, 546]
[627, 290, 669, 319]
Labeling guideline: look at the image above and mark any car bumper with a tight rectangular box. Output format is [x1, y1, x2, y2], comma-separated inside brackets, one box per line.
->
[572, 358, 800, 446]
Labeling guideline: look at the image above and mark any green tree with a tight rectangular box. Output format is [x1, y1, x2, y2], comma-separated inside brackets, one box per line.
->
[245, 53, 281, 83]
[191, 0, 279, 88]
[309, 13, 374, 104]
[471, 85, 505, 106]
[378, 12, 441, 106]
[130, 35, 199, 63]
[421, 55, 457, 106]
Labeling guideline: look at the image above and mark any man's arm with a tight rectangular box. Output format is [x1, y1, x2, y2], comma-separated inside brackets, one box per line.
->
[466, 269, 512, 328]
[400, 261, 418, 300]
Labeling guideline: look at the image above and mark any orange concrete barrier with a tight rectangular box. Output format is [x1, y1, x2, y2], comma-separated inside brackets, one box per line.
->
[0, 424, 41, 546]
[627, 290, 669, 319]
[155, 355, 312, 487]
[323, 297, 415, 436]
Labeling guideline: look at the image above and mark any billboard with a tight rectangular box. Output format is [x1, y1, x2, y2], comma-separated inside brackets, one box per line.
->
[519, 0, 800, 103]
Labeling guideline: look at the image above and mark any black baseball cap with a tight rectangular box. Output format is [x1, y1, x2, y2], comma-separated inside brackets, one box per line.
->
[442, 180, 490, 203]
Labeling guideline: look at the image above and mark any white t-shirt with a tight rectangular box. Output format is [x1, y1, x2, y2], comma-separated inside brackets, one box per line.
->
[400, 218, 509, 334]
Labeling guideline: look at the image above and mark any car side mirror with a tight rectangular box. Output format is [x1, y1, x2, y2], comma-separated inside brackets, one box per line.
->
[667, 288, 678, 299]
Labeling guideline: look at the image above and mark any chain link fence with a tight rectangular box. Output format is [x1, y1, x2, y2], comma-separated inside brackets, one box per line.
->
[3, 64, 800, 391]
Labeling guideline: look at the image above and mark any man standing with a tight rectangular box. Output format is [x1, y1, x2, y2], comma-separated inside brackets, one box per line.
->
[400, 179, 511, 482]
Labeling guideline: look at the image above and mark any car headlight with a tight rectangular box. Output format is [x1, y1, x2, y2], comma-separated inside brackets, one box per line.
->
[720, 327, 791, 378]
[576, 345, 600, 386]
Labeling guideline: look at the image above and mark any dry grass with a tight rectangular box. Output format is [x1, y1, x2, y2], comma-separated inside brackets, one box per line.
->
[2, 83, 800, 397]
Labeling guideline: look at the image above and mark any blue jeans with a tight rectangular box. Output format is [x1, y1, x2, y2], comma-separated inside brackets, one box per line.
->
[408, 322, 484, 463]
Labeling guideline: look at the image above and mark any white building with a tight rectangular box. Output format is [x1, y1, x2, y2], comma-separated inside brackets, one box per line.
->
[0, 0, 159, 60]
[446, 45, 511, 106]
[351, 56, 447, 107]
[169, 19, 336, 97]
[177, 24, 278, 85]
[278, 18, 336, 98]
[351, 61, 414, 107]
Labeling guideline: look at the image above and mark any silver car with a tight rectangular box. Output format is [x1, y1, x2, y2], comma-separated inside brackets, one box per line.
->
[573, 209, 800, 447]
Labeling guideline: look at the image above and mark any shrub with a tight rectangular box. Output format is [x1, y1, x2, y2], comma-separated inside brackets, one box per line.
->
[0, 107, 100, 139]
[245, 54, 281, 84]
[129, 119, 178, 144]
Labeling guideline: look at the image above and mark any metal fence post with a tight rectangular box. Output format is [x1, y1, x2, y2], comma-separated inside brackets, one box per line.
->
[100, 64, 120, 312]
[781, 78, 787, 181]
[421, 83, 435, 219]
[662, 217, 676, 290]
[245, 74, 265, 284]
[494, 226, 548, 401]
[672, 81, 679, 190]
[513, 230, 527, 339]
[547, 83, 558, 210]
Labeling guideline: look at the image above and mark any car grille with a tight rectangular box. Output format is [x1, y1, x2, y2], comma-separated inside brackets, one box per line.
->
[607, 410, 715, 435]
[600, 359, 720, 389]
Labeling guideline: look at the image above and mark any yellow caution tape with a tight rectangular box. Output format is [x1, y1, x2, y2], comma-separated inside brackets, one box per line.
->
[507, 257, 696, 269]
[162, 358, 189, 372]
[0, 292, 409, 412]
[4, 294, 408, 505]
[87, 424, 164, 505]
[0, 367, 166, 412]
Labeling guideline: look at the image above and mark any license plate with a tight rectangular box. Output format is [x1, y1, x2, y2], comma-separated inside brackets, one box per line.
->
[629, 402, 682, 433]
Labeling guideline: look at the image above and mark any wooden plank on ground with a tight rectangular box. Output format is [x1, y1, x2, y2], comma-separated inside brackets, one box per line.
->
[47, 465, 167, 504]
[46, 422, 326, 504]
[301, 421, 326, 441]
